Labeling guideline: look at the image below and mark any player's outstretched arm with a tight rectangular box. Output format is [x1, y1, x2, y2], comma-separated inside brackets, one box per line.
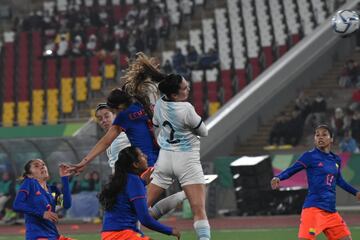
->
[69, 125, 121, 173]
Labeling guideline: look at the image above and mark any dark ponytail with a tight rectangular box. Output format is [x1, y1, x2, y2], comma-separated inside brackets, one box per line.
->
[99, 147, 140, 211]
[158, 74, 183, 99]
[106, 88, 133, 109]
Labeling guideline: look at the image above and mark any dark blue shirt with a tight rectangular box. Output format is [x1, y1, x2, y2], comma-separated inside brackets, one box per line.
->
[277, 148, 358, 212]
[102, 173, 172, 235]
[13, 177, 71, 240]
[113, 102, 159, 166]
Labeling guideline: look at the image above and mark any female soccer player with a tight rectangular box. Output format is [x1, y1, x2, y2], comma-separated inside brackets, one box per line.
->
[148, 74, 211, 240]
[99, 146, 180, 240]
[271, 124, 360, 240]
[13, 159, 72, 240]
[95, 102, 131, 171]
[94, 102, 186, 220]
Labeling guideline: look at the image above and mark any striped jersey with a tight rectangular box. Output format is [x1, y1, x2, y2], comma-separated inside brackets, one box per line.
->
[153, 97, 203, 152]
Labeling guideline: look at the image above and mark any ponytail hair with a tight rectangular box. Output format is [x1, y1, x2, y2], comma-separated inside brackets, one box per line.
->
[99, 147, 140, 211]
[158, 74, 184, 99]
[106, 88, 133, 109]
[120, 52, 167, 118]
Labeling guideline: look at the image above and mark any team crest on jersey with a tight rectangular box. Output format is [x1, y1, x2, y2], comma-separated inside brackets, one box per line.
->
[309, 228, 316, 235]
[318, 162, 323, 167]
[35, 191, 41, 196]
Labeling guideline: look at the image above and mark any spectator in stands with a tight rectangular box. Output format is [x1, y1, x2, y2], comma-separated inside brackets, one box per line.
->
[285, 110, 304, 146]
[330, 107, 350, 138]
[134, 30, 145, 53]
[306, 92, 327, 128]
[146, 26, 158, 52]
[294, 91, 311, 121]
[339, 130, 359, 153]
[101, 33, 116, 57]
[339, 59, 360, 87]
[86, 34, 98, 56]
[351, 85, 360, 111]
[351, 110, 360, 143]
[163, 60, 173, 74]
[79, 172, 92, 192]
[71, 35, 84, 56]
[268, 112, 289, 147]
[56, 34, 69, 57]
[0, 172, 16, 222]
[89, 171, 101, 192]
[172, 48, 186, 73]
[186, 45, 199, 69]
[198, 48, 219, 70]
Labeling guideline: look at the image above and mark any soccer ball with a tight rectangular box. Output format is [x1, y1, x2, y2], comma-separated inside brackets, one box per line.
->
[331, 10, 360, 37]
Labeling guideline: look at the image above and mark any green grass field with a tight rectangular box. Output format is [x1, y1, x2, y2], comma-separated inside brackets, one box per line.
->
[1, 227, 360, 240]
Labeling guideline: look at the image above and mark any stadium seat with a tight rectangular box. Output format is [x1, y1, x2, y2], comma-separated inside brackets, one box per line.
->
[104, 56, 116, 80]
[32, 90, 45, 125]
[75, 57, 88, 102]
[90, 56, 102, 91]
[17, 101, 30, 126]
[2, 102, 15, 127]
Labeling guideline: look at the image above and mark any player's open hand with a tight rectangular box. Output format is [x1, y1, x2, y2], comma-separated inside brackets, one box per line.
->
[356, 191, 360, 201]
[271, 177, 280, 190]
[67, 161, 87, 175]
[43, 210, 58, 223]
[59, 163, 73, 177]
[172, 228, 181, 239]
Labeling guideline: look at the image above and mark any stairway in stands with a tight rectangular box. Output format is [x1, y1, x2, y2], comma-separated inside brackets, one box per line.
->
[232, 51, 360, 156]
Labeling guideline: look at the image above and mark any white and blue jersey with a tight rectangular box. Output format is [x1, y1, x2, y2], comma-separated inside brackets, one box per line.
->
[106, 133, 131, 169]
[153, 97, 204, 152]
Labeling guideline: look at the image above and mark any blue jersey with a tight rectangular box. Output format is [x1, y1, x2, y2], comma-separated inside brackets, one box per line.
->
[13, 177, 71, 240]
[102, 173, 172, 236]
[113, 102, 159, 166]
[277, 148, 358, 212]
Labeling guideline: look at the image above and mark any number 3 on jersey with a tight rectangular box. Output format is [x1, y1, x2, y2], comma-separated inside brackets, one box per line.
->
[162, 121, 180, 144]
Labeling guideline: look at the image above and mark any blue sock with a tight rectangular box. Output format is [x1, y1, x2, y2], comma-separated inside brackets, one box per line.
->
[194, 219, 211, 240]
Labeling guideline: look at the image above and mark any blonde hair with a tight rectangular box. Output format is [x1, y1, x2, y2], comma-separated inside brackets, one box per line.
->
[120, 52, 166, 117]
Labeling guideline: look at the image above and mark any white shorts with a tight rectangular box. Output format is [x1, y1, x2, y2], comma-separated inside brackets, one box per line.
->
[151, 149, 205, 189]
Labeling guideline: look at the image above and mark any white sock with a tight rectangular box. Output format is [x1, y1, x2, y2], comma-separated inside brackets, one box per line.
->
[148, 191, 186, 220]
[194, 219, 211, 240]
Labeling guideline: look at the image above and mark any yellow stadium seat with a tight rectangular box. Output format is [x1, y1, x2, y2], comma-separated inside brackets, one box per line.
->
[32, 90, 44, 125]
[209, 101, 220, 116]
[61, 78, 74, 113]
[90, 76, 102, 90]
[2, 102, 15, 127]
[47, 89, 59, 124]
[104, 64, 116, 79]
[17, 101, 30, 126]
[76, 77, 87, 101]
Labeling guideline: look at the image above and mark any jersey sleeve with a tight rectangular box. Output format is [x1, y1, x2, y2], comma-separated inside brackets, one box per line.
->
[12, 179, 44, 218]
[336, 158, 358, 196]
[61, 176, 72, 209]
[113, 112, 128, 130]
[133, 197, 173, 235]
[184, 103, 202, 129]
[276, 152, 309, 181]
[127, 175, 146, 201]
